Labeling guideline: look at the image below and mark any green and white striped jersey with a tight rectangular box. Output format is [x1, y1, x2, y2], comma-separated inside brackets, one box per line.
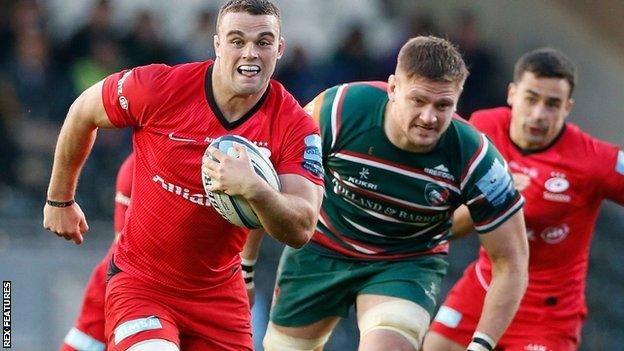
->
[305, 81, 523, 260]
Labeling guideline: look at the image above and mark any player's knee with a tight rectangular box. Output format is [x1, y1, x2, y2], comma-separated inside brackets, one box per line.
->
[263, 323, 331, 351]
[126, 339, 179, 351]
[358, 300, 431, 350]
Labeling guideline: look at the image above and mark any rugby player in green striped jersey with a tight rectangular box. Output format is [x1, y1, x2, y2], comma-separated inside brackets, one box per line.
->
[246, 36, 529, 351]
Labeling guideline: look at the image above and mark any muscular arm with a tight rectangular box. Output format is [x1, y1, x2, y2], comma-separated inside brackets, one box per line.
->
[43, 81, 116, 244]
[203, 145, 323, 248]
[473, 210, 528, 344]
[246, 173, 323, 248]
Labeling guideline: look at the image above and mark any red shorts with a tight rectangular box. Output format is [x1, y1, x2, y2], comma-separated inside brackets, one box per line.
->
[61, 250, 112, 351]
[105, 269, 252, 351]
[429, 262, 582, 351]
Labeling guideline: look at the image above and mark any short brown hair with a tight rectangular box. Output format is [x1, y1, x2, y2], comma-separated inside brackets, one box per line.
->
[514, 48, 577, 96]
[216, 0, 281, 31]
[396, 36, 468, 84]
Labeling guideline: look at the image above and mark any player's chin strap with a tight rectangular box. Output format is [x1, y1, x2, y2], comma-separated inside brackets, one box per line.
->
[467, 331, 495, 351]
[241, 257, 256, 289]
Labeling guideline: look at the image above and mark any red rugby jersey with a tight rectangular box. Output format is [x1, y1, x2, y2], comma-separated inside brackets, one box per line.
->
[470, 107, 624, 318]
[113, 153, 134, 234]
[102, 61, 323, 292]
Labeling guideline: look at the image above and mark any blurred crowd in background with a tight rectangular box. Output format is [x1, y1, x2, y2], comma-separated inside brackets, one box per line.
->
[0, 0, 506, 221]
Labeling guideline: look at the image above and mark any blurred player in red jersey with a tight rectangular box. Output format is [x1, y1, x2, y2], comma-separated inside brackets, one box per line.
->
[42, 0, 324, 350]
[425, 48, 624, 351]
[60, 153, 134, 351]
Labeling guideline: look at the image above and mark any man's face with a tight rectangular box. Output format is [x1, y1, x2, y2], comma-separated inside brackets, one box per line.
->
[508, 71, 573, 150]
[387, 73, 462, 153]
[214, 12, 284, 96]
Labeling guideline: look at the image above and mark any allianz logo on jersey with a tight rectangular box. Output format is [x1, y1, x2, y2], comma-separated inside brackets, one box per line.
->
[542, 171, 571, 203]
[424, 164, 455, 181]
[152, 175, 211, 207]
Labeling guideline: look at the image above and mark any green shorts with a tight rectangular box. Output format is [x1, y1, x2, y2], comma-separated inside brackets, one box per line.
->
[269, 246, 449, 327]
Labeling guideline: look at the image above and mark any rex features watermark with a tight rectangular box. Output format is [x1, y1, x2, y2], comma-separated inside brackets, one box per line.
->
[3, 281, 10, 348]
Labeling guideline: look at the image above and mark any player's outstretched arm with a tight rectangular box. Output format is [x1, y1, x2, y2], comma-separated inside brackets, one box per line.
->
[470, 210, 528, 349]
[43, 80, 116, 244]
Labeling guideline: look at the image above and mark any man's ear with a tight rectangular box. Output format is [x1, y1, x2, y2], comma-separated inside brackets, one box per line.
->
[506, 82, 516, 106]
[563, 98, 575, 119]
[387, 74, 397, 102]
[213, 35, 220, 58]
[277, 37, 285, 60]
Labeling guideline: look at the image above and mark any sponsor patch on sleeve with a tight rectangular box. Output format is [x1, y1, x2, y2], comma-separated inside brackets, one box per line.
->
[114, 316, 163, 345]
[302, 134, 324, 178]
[476, 158, 515, 206]
[616, 150, 624, 175]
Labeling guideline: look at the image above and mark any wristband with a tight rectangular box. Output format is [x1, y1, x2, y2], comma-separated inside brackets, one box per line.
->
[241, 258, 256, 289]
[46, 199, 75, 208]
[241, 257, 257, 267]
[467, 331, 494, 351]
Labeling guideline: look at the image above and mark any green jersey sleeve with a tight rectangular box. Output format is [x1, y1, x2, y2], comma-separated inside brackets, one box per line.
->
[460, 133, 524, 233]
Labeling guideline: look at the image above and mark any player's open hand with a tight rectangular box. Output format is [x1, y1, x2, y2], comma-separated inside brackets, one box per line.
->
[202, 143, 263, 198]
[43, 202, 89, 245]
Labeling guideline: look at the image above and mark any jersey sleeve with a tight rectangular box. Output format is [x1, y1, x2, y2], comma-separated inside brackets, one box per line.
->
[461, 134, 524, 233]
[303, 85, 341, 157]
[275, 97, 324, 186]
[597, 145, 624, 205]
[113, 153, 134, 233]
[101, 64, 170, 128]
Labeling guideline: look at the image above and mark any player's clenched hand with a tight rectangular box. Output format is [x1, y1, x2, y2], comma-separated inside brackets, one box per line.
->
[511, 173, 531, 192]
[43, 202, 89, 244]
[202, 143, 264, 198]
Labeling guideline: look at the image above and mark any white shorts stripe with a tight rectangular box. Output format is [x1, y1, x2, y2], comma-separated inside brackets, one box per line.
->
[64, 327, 106, 351]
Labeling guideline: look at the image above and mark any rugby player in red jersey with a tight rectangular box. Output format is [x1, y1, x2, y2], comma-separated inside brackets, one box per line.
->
[425, 48, 624, 351]
[42, 1, 324, 350]
[60, 153, 133, 351]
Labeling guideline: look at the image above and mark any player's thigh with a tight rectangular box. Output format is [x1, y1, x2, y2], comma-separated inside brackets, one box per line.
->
[269, 246, 359, 327]
[105, 272, 180, 351]
[263, 318, 340, 351]
[356, 295, 432, 351]
[356, 256, 449, 350]
[358, 254, 449, 317]
[178, 274, 253, 351]
[180, 332, 253, 351]
[422, 331, 466, 351]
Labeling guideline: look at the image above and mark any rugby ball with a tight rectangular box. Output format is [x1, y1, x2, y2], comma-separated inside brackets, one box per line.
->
[202, 135, 281, 229]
